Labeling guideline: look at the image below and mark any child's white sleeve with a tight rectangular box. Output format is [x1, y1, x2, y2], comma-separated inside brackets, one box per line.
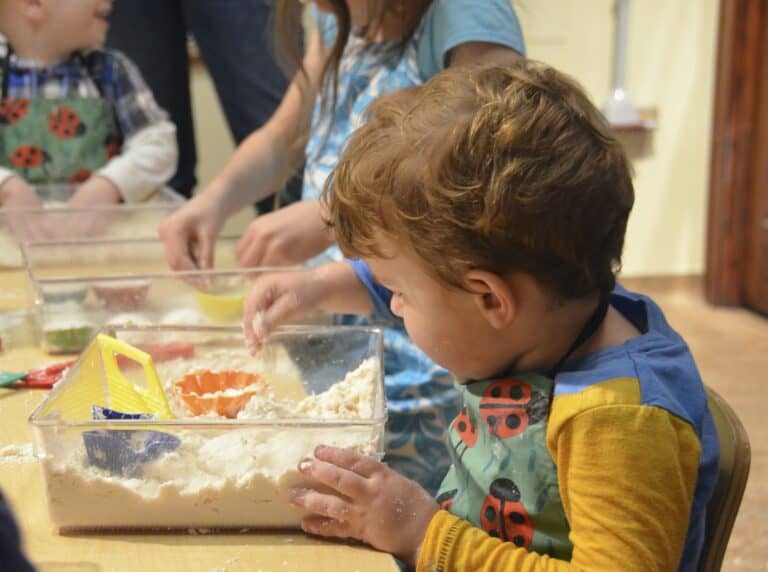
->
[95, 120, 178, 203]
[0, 167, 16, 189]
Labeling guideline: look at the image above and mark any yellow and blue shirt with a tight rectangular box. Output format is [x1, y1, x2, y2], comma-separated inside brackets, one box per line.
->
[417, 286, 719, 571]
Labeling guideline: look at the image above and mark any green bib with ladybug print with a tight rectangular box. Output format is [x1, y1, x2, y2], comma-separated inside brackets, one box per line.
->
[0, 96, 121, 186]
[436, 373, 573, 560]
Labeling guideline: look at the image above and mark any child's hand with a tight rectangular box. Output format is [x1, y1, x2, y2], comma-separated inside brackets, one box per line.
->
[242, 268, 323, 353]
[67, 175, 122, 207]
[159, 191, 226, 271]
[0, 176, 42, 209]
[0, 176, 48, 239]
[289, 446, 439, 567]
[235, 200, 333, 267]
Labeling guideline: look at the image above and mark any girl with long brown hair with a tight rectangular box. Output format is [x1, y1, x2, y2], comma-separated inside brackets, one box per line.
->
[160, 0, 525, 493]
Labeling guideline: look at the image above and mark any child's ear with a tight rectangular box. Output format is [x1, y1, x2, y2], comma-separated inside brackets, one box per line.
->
[464, 269, 516, 330]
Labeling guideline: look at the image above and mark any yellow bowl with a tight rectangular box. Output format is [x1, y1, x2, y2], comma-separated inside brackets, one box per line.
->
[194, 289, 245, 322]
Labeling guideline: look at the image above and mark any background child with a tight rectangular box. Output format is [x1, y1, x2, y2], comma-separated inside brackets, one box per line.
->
[160, 0, 525, 494]
[244, 63, 720, 570]
[0, 0, 177, 212]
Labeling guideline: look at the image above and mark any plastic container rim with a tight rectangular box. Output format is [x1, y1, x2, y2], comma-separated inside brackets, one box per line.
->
[28, 324, 388, 428]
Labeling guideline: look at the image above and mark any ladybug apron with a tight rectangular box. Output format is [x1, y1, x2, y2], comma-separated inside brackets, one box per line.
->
[435, 297, 611, 560]
[0, 45, 122, 186]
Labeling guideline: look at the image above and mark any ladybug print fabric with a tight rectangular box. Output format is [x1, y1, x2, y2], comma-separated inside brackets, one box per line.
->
[480, 379, 548, 439]
[47, 106, 87, 139]
[0, 98, 29, 124]
[0, 96, 120, 185]
[435, 373, 573, 560]
[479, 478, 534, 547]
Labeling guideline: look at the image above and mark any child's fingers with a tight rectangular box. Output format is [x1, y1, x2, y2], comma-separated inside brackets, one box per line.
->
[298, 457, 369, 499]
[161, 232, 198, 272]
[243, 281, 277, 344]
[313, 445, 383, 478]
[197, 233, 215, 270]
[288, 487, 354, 522]
[301, 515, 356, 540]
[236, 230, 265, 268]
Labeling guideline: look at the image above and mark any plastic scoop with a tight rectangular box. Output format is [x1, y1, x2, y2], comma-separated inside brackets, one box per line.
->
[95, 334, 173, 419]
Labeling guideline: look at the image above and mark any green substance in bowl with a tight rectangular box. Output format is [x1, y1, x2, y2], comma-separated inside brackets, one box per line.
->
[41, 285, 88, 304]
[44, 326, 94, 354]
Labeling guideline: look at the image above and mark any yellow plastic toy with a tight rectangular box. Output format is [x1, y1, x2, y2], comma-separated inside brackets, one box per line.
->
[96, 334, 173, 419]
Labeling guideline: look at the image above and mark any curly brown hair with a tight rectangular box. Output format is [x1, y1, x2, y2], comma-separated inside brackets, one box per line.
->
[324, 62, 635, 300]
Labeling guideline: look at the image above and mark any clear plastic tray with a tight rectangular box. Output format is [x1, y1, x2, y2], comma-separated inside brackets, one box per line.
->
[23, 237, 298, 354]
[29, 325, 385, 531]
[32, 183, 185, 205]
[0, 185, 184, 269]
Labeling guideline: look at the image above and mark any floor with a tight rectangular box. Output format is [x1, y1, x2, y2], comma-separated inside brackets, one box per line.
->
[622, 276, 767, 571]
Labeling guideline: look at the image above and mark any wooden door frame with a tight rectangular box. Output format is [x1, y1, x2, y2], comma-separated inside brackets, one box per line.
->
[706, 0, 767, 306]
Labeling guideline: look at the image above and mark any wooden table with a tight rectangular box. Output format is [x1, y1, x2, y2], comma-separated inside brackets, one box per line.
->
[0, 351, 398, 572]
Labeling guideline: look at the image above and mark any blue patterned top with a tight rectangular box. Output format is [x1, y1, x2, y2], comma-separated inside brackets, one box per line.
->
[301, 0, 525, 495]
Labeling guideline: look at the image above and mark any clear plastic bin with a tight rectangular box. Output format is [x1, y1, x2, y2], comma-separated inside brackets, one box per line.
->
[29, 325, 385, 531]
[0, 185, 183, 269]
[23, 237, 301, 354]
[32, 183, 185, 205]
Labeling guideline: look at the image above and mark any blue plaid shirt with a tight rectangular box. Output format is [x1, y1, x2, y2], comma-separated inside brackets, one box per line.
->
[0, 39, 167, 139]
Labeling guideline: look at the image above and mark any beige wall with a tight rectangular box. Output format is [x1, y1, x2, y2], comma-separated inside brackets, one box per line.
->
[191, 0, 720, 276]
[516, 0, 720, 276]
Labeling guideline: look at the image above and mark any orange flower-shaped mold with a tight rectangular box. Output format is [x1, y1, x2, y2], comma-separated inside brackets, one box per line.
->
[173, 370, 267, 418]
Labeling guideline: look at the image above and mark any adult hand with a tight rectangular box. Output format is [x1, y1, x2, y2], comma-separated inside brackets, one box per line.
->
[235, 199, 333, 268]
[158, 191, 227, 271]
[288, 446, 439, 568]
[242, 268, 323, 353]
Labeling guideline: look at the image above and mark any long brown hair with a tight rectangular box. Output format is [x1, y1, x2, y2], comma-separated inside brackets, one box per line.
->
[274, 0, 433, 120]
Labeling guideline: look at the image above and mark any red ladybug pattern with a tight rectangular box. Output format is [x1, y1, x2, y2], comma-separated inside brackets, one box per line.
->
[0, 98, 29, 124]
[9, 144, 50, 168]
[452, 407, 478, 448]
[47, 106, 87, 139]
[479, 379, 547, 439]
[68, 169, 92, 183]
[104, 134, 122, 158]
[480, 478, 534, 547]
[436, 489, 457, 512]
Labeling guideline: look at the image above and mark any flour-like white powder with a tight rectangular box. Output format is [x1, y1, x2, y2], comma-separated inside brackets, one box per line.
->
[0, 443, 35, 463]
[40, 356, 383, 531]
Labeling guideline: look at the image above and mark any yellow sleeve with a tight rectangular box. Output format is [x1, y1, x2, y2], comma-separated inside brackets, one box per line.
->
[417, 380, 701, 571]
